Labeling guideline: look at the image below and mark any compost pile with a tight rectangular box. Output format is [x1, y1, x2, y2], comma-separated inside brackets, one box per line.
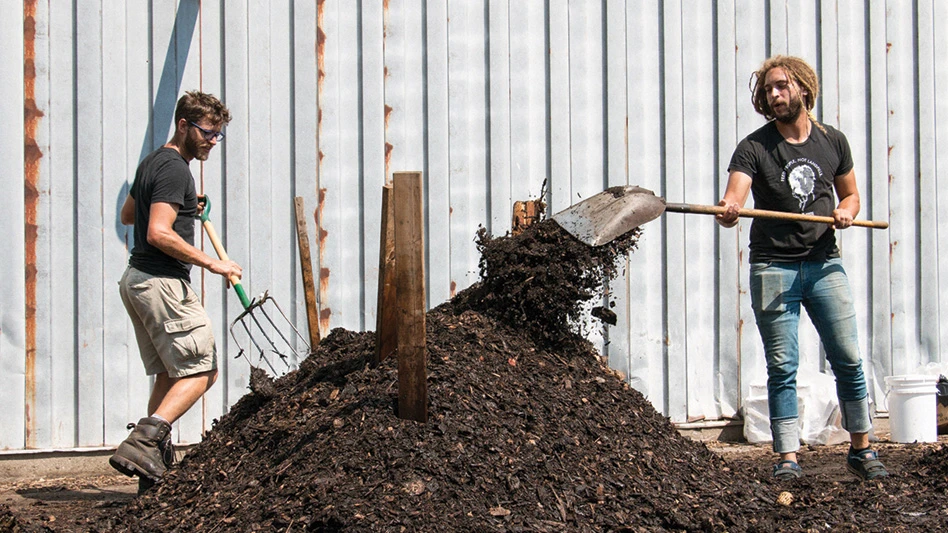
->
[77, 219, 761, 532]
[11, 218, 941, 532]
[459, 221, 640, 347]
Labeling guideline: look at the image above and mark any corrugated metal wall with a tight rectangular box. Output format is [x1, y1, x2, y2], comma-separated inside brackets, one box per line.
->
[1, 0, 946, 452]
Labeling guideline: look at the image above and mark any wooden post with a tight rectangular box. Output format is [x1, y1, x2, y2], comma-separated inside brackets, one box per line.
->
[393, 172, 426, 423]
[294, 197, 321, 349]
[374, 185, 397, 364]
[512, 199, 542, 236]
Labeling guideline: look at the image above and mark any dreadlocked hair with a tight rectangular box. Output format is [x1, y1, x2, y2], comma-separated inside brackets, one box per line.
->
[749, 55, 826, 134]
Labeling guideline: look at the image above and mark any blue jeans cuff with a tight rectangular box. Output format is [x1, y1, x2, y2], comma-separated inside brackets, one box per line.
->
[771, 418, 800, 453]
[840, 396, 872, 434]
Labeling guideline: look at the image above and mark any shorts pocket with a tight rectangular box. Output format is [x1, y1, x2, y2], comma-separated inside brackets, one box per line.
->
[164, 316, 215, 360]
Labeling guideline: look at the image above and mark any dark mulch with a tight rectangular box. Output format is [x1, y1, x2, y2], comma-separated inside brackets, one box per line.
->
[3, 219, 948, 532]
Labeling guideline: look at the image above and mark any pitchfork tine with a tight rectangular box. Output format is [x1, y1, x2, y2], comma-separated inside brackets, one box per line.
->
[200, 196, 310, 374]
[230, 322, 279, 375]
[257, 293, 311, 352]
[257, 308, 298, 359]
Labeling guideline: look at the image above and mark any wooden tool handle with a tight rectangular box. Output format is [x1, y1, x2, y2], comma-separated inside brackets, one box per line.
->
[663, 203, 889, 229]
[202, 218, 252, 309]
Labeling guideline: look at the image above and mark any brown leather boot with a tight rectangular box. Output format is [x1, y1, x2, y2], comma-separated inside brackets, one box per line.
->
[109, 417, 172, 484]
[137, 426, 176, 494]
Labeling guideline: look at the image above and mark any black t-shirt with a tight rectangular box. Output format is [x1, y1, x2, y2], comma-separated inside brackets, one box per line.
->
[728, 121, 854, 263]
[128, 147, 198, 281]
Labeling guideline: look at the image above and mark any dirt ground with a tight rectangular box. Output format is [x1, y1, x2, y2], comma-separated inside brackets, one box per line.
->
[3, 217, 946, 532]
[2, 433, 946, 532]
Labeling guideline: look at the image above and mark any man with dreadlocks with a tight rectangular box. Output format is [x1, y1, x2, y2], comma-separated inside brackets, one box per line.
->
[716, 56, 887, 481]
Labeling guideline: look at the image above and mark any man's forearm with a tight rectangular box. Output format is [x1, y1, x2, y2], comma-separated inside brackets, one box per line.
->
[148, 229, 215, 270]
[837, 193, 860, 218]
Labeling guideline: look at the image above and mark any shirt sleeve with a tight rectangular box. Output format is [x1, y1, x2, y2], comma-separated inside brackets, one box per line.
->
[148, 159, 190, 208]
[833, 129, 855, 176]
[727, 137, 759, 177]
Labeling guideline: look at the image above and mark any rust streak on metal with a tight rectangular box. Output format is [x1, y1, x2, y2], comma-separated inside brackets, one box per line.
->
[319, 267, 331, 293]
[24, 0, 43, 448]
[317, 0, 326, 87]
[383, 103, 392, 182]
[382, 0, 390, 183]
[316, 188, 328, 332]
[319, 307, 332, 332]
[316, 188, 328, 245]
[315, 0, 325, 336]
[319, 267, 331, 296]
[385, 142, 394, 177]
[319, 268, 332, 332]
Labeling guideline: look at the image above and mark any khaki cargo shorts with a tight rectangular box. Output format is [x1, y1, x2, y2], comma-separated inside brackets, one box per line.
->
[119, 266, 217, 378]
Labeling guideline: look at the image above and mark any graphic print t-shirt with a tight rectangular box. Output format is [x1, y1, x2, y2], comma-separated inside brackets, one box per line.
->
[728, 121, 854, 263]
[128, 147, 198, 281]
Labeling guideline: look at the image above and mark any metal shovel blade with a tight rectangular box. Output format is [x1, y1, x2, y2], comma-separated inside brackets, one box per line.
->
[551, 186, 666, 246]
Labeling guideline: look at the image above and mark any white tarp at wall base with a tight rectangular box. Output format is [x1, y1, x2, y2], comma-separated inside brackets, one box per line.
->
[743, 369, 852, 447]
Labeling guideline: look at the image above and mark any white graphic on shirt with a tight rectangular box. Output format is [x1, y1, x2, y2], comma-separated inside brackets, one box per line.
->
[786, 163, 816, 211]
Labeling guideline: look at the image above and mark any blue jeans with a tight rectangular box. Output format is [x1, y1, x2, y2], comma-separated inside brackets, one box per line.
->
[750, 258, 871, 453]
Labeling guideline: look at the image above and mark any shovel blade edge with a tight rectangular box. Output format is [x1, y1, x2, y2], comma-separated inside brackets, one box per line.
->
[551, 186, 666, 246]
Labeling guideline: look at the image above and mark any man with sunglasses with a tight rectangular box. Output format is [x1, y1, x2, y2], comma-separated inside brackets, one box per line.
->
[113, 90, 242, 493]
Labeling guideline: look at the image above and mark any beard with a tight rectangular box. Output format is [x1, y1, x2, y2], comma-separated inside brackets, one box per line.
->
[772, 94, 804, 124]
[185, 134, 213, 161]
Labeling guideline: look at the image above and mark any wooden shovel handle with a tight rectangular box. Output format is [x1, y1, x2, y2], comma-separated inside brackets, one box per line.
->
[663, 202, 889, 229]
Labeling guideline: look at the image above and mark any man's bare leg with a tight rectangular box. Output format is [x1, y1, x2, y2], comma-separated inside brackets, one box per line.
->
[149, 369, 218, 424]
[850, 432, 869, 450]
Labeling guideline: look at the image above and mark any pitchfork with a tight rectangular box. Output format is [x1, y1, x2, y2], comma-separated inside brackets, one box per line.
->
[199, 196, 311, 374]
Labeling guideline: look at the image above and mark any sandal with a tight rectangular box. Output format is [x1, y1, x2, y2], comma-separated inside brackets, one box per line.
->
[847, 447, 888, 480]
[772, 459, 802, 479]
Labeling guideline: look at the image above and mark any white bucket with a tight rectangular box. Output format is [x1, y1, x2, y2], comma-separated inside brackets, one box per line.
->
[885, 375, 939, 443]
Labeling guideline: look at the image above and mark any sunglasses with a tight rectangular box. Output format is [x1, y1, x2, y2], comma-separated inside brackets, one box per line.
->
[189, 121, 225, 142]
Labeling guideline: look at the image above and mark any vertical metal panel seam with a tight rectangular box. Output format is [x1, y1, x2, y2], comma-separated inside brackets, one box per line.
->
[543, 0, 551, 202]
[485, 1, 492, 228]
[445, 1, 454, 297]
[656, 0, 670, 415]
[98, 0, 108, 445]
[676, 0, 688, 414]
[599, 0, 607, 191]
[912, 0, 925, 345]
[71, 0, 81, 443]
[217, 0, 229, 413]
[420, 0, 431, 309]
[710, 0, 722, 415]
[197, 0, 209, 432]
[355, 1, 368, 328]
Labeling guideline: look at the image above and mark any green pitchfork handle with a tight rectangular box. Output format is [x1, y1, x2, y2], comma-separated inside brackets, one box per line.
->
[198, 195, 252, 309]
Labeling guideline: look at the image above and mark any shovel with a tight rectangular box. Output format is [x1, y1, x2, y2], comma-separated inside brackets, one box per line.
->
[551, 185, 889, 246]
[199, 196, 310, 373]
